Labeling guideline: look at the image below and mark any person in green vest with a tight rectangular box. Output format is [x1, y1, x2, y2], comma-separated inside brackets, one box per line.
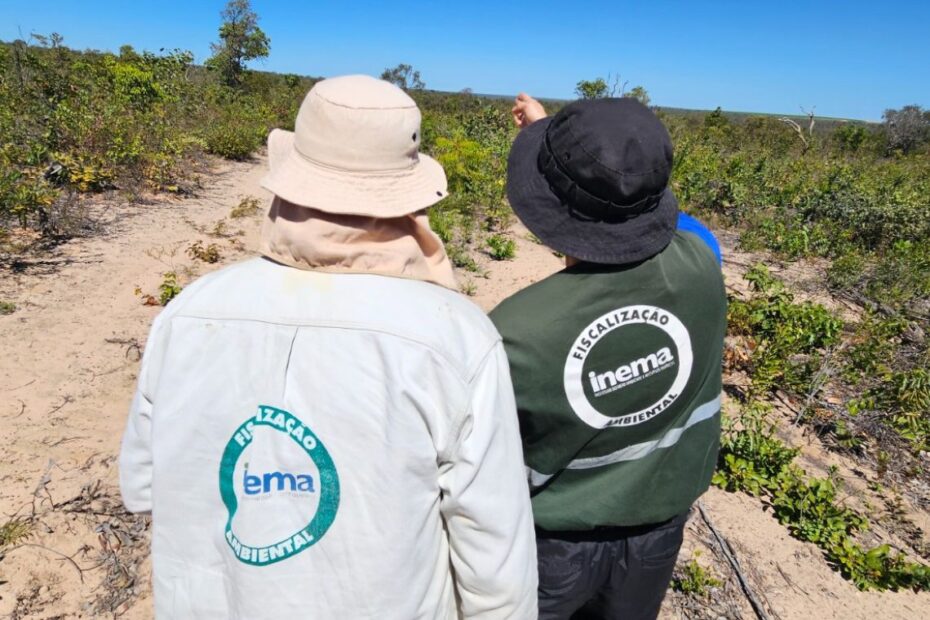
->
[491, 93, 727, 619]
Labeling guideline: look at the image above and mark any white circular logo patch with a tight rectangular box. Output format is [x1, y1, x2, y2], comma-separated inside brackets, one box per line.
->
[563, 305, 693, 429]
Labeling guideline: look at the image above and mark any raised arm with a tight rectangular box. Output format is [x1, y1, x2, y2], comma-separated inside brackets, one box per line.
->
[511, 93, 548, 129]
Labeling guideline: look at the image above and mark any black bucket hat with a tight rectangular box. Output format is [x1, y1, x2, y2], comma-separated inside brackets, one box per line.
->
[506, 97, 678, 264]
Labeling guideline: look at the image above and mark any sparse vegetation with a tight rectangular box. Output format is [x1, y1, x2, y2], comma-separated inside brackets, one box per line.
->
[210, 219, 242, 238]
[486, 234, 516, 260]
[158, 271, 182, 305]
[673, 551, 721, 597]
[670, 105, 929, 471]
[714, 402, 930, 591]
[727, 264, 842, 397]
[417, 95, 515, 270]
[0, 300, 16, 315]
[230, 195, 262, 218]
[718, 259, 930, 591]
[0, 23, 311, 239]
[187, 240, 222, 263]
[0, 517, 32, 548]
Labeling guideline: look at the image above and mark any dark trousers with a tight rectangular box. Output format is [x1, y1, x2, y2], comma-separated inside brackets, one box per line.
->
[536, 511, 689, 620]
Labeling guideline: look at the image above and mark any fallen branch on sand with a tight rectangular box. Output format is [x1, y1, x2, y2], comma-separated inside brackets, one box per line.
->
[4, 542, 92, 583]
[696, 501, 775, 620]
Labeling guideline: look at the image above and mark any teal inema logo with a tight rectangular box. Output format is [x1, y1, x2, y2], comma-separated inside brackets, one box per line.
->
[219, 405, 340, 566]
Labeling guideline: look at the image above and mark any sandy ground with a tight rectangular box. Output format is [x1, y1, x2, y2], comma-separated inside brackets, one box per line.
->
[1, 155, 928, 618]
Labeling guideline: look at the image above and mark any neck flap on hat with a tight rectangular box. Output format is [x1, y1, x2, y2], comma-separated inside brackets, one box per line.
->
[260, 197, 459, 291]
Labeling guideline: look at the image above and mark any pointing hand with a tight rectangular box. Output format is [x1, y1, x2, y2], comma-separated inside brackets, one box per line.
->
[511, 93, 548, 129]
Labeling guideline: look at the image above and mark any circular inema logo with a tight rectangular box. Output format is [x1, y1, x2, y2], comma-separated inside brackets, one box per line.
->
[218, 405, 339, 566]
[563, 305, 693, 429]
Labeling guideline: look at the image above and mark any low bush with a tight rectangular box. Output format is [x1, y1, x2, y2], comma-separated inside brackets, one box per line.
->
[0, 36, 307, 235]
[201, 108, 266, 160]
[0, 517, 31, 548]
[728, 265, 842, 396]
[486, 234, 516, 261]
[714, 402, 930, 591]
[230, 195, 262, 218]
[158, 271, 183, 305]
[672, 551, 721, 597]
[420, 101, 515, 268]
[187, 240, 222, 263]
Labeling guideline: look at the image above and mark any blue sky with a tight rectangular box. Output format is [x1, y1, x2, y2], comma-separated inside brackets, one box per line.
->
[1, 1, 928, 120]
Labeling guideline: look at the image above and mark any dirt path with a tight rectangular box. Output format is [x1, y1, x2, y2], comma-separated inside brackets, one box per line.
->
[1, 157, 927, 618]
[0, 157, 269, 618]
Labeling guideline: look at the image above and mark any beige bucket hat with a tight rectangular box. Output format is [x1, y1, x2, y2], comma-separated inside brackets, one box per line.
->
[261, 75, 448, 217]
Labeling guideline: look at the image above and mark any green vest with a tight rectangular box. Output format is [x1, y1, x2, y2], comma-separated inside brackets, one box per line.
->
[490, 232, 726, 530]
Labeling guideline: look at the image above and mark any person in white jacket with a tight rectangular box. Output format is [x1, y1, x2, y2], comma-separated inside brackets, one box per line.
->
[119, 74, 538, 619]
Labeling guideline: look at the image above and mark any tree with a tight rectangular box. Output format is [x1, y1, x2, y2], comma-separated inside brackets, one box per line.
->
[380, 64, 425, 90]
[625, 85, 650, 107]
[119, 44, 140, 61]
[206, 0, 270, 87]
[574, 78, 609, 100]
[883, 105, 929, 154]
[704, 107, 729, 129]
[833, 123, 870, 153]
[574, 74, 628, 100]
[778, 106, 816, 154]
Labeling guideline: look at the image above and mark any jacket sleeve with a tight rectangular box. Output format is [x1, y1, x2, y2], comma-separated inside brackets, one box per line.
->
[438, 342, 538, 619]
[119, 316, 167, 514]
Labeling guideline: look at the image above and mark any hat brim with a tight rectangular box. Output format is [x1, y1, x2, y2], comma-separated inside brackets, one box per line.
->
[506, 118, 679, 264]
[261, 129, 448, 217]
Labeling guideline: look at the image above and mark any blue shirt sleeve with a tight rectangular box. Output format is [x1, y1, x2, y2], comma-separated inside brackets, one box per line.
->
[677, 212, 722, 265]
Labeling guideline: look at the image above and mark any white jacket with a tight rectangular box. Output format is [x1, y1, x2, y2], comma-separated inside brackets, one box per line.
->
[119, 258, 538, 619]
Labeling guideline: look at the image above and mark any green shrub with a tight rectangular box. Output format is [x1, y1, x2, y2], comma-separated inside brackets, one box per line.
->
[230, 195, 262, 218]
[428, 206, 457, 244]
[714, 402, 930, 591]
[770, 470, 868, 546]
[486, 234, 516, 261]
[739, 215, 837, 259]
[187, 240, 222, 263]
[202, 115, 265, 160]
[712, 402, 799, 495]
[672, 551, 721, 597]
[0, 37, 304, 232]
[829, 540, 930, 591]
[833, 124, 871, 153]
[827, 251, 867, 290]
[728, 265, 842, 395]
[426, 108, 512, 233]
[0, 517, 31, 548]
[859, 368, 930, 448]
[864, 240, 930, 308]
[447, 243, 480, 272]
[158, 272, 183, 305]
[841, 314, 906, 379]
